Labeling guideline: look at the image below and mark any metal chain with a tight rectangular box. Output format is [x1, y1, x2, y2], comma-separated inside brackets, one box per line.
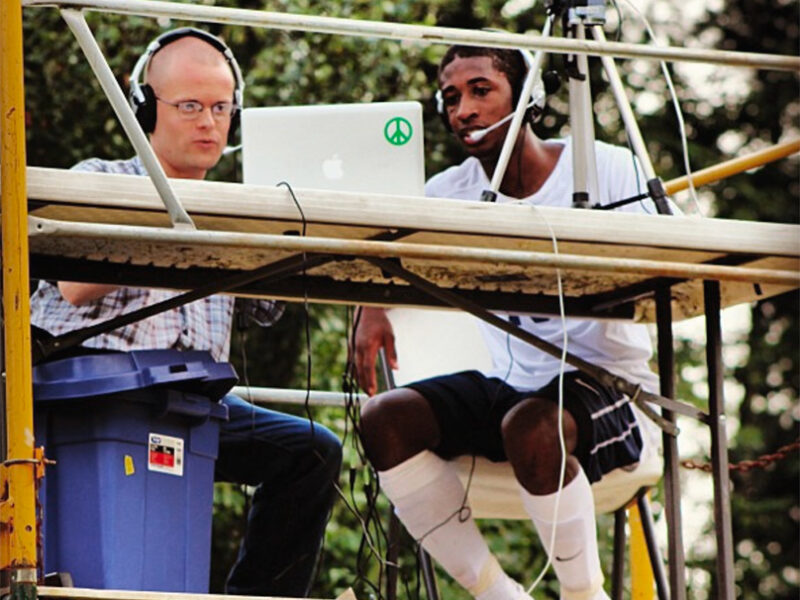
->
[681, 439, 800, 473]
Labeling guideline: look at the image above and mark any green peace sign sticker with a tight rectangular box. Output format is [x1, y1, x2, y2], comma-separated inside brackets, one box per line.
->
[384, 116, 413, 146]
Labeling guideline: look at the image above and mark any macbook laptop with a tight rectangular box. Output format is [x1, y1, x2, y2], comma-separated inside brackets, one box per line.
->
[241, 101, 425, 196]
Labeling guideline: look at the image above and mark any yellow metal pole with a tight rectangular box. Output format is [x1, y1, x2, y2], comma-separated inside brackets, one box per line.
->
[629, 498, 656, 599]
[1, 0, 38, 597]
[665, 138, 800, 195]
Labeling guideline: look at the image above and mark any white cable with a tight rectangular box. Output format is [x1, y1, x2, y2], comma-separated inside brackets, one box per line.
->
[621, 0, 705, 216]
[515, 202, 569, 596]
[522, 8, 692, 593]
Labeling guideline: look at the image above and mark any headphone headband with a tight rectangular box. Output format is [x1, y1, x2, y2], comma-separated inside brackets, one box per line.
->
[130, 27, 244, 105]
[129, 27, 244, 140]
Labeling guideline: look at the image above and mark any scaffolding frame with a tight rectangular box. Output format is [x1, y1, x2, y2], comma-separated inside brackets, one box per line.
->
[3, 2, 800, 599]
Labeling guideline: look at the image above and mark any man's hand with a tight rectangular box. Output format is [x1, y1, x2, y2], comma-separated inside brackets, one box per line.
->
[351, 307, 397, 396]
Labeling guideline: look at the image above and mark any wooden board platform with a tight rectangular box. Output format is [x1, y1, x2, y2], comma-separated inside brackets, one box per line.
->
[34, 586, 358, 600]
[27, 167, 800, 322]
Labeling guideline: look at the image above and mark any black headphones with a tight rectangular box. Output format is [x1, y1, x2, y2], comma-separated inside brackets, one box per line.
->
[434, 48, 548, 133]
[129, 27, 244, 144]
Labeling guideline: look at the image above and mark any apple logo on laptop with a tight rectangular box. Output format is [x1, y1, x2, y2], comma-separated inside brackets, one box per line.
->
[322, 154, 344, 180]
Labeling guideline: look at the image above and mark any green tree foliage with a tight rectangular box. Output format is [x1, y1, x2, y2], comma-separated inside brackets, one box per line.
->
[20, 0, 798, 598]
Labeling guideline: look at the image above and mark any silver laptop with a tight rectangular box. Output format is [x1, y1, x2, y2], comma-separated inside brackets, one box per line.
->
[241, 102, 425, 196]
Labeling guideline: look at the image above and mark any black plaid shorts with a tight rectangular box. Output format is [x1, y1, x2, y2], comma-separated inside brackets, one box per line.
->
[406, 369, 643, 483]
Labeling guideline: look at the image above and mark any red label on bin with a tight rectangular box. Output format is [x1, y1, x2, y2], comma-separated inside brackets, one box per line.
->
[149, 446, 175, 467]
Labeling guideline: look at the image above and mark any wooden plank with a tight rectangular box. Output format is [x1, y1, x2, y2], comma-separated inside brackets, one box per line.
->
[26, 167, 800, 321]
[35, 586, 355, 600]
[27, 168, 799, 256]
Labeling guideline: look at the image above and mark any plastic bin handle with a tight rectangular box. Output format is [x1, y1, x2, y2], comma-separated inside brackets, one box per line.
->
[159, 390, 221, 421]
[144, 362, 209, 388]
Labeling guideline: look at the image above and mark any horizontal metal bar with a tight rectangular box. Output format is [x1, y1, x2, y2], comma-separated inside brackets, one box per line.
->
[231, 386, 367, 406]
[22, 0, 800, 71]
[30, 216, 800, 286]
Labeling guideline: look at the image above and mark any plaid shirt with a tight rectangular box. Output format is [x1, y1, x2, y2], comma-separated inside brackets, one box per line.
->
[30, 157, 284, 361]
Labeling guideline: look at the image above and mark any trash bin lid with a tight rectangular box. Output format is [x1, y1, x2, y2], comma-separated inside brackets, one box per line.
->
[33, 349, 237, 402]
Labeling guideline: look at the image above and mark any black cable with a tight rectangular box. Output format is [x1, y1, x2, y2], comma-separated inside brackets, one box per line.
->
[234, 321, 255, 566]
[593, 190, 650, 210]
[275, 182, 407, 598]
[276, 181, 315, 439]
[347, 310, 484, 600]
[345, 305, 435, 598]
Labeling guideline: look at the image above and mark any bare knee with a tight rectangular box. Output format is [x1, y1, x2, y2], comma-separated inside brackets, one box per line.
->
[501, 398, 579, 494]
[360, 388, 441, 471]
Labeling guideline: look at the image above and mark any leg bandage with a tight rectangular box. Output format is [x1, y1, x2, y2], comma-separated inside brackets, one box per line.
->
[519, 468, 609, 600]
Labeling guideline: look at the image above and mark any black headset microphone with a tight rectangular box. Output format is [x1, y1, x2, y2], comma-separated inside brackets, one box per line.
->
[129, 27, 244, 149]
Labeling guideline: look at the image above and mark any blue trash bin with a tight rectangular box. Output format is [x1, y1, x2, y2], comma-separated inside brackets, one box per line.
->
[33, 349, 236, 592]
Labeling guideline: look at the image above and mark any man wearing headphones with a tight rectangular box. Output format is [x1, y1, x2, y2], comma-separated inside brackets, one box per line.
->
[30, 28, 342, 597]
[352, 46, 664, 600]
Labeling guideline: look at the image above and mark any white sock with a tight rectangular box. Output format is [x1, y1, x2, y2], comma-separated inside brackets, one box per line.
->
[379, 451, 529, 599]
[519, 468, 609, 600]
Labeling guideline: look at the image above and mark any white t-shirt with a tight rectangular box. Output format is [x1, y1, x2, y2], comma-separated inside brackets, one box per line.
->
[424, 137, 661, 394]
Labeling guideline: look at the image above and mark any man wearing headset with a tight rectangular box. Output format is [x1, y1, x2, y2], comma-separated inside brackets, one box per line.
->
[353, 46, 665, 600]
[30, 28, 342, 598]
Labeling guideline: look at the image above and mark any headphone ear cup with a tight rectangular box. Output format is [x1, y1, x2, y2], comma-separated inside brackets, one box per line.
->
[228, 108, 240, 145]
[133, 83, 157, 134]
[434, 91, 452, 133]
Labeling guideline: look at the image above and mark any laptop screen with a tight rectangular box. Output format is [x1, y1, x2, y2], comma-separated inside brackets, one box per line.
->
[241, 102, 425, 196]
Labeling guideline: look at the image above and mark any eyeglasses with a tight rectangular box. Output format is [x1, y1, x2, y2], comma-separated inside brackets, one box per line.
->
[155, 97, 239, 120]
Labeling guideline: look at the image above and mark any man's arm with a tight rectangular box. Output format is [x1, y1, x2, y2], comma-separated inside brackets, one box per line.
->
[58, 282, 120, 306]
[352, 306, 397, 396]
[54, 159, 142, 306]
[350, 177, 443, 394]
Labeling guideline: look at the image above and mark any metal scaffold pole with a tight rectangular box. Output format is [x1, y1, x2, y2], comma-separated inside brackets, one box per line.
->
[1, 0, 38, 598]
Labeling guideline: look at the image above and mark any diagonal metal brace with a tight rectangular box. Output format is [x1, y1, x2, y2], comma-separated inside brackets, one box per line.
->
[32, 251, 323, 364]
[365, 256, 710, 435]
[33, 230, 411, 364]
